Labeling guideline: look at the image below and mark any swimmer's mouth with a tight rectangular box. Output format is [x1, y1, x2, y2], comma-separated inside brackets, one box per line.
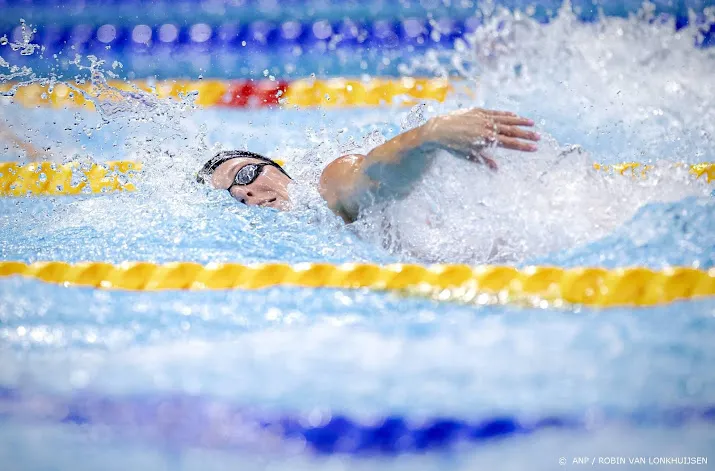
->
[260, 198, 277, 206]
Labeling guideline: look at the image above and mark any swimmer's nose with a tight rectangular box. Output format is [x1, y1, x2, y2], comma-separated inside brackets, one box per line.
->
[232, 189, 258, 206]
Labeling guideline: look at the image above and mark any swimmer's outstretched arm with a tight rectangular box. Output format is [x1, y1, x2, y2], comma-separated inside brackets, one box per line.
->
[318, 107, 539, 222]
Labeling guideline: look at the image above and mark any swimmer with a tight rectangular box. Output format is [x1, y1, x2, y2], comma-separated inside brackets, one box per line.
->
[197, 107, 540, 222]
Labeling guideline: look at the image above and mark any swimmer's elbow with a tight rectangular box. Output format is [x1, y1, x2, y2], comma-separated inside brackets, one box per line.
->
[319, 154, 366, 222]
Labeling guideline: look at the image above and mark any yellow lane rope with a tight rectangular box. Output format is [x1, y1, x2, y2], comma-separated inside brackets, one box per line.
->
[1, 78, 451, 109]
[1, 161, 712, 197]
[0, 261, 712, 307]
[0, 161, 141, 196]
[593, 162, 714, 182]
[282, 77, 451, 107]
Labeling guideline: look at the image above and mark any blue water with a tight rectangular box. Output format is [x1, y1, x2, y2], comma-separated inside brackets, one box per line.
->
[2, 5, 715, 471]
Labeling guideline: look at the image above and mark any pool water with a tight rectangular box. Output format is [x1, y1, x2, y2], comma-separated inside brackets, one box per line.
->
[1, 6, 715, 471]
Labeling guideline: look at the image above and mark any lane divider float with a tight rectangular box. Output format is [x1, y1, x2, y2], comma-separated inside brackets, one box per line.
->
[0, 160, 141, 196]
[0, 261, 712, 307]
[1, 78, 451, 109]
[1, 161, 712, 197]
[593, 162, 714, 182]
[0, 18, 477, 55]
[1, 387, 713, 455]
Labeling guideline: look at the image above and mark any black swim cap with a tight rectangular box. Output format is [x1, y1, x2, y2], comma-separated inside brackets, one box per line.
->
[196, 150, 291, 184]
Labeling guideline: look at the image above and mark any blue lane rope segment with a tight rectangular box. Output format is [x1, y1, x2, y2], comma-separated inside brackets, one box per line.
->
[1, 387, 714, 455]
[2, 13, 714, 58]
[2, 19, 472, 54]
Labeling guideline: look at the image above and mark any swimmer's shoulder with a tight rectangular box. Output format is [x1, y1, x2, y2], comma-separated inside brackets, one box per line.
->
[319, 154, 366, 223]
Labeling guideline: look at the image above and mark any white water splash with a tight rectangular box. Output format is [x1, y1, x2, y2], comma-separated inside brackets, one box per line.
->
[0, 22, 219, 213]
[2, 10, 714, 264]
[355, 5, 715, 263]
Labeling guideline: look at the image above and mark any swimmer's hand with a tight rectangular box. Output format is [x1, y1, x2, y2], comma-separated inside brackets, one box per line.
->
[423, 107, 540, 167]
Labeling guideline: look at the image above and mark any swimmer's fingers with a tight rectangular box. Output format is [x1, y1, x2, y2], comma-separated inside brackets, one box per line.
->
[495, 124, 541, 141]
[474, 109, 535, 125]
[451, 108, 534, 127]
[466, 150, 498, 170]
[462, 108, 517, 119]
[482, 152, 498, 169]
[496, 136, 539, 152]
[483, 109, 518, 117]
[492, 115, 535, 126]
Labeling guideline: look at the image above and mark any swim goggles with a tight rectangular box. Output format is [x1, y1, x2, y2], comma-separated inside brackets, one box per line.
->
[228, 162, 280, 191]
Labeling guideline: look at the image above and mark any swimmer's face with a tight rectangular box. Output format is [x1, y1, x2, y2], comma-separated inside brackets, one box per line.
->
[211, 157, 292, 210]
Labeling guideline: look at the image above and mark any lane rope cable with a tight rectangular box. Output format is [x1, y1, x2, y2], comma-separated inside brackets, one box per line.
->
[2, 78, 451, 109]
[0, 160, 141, 196]
[0, 261, 713, 307]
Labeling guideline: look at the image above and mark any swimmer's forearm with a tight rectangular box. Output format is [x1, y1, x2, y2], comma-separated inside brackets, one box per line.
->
[358, 119, 454, 190]
[363, 124, 437, 165]
[366, 109, 540, 170]
[318, 126, 435, 223]
[360, 122, 442, 180]
[340, 123, 441, 212]
[362, 116, 475, 168]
